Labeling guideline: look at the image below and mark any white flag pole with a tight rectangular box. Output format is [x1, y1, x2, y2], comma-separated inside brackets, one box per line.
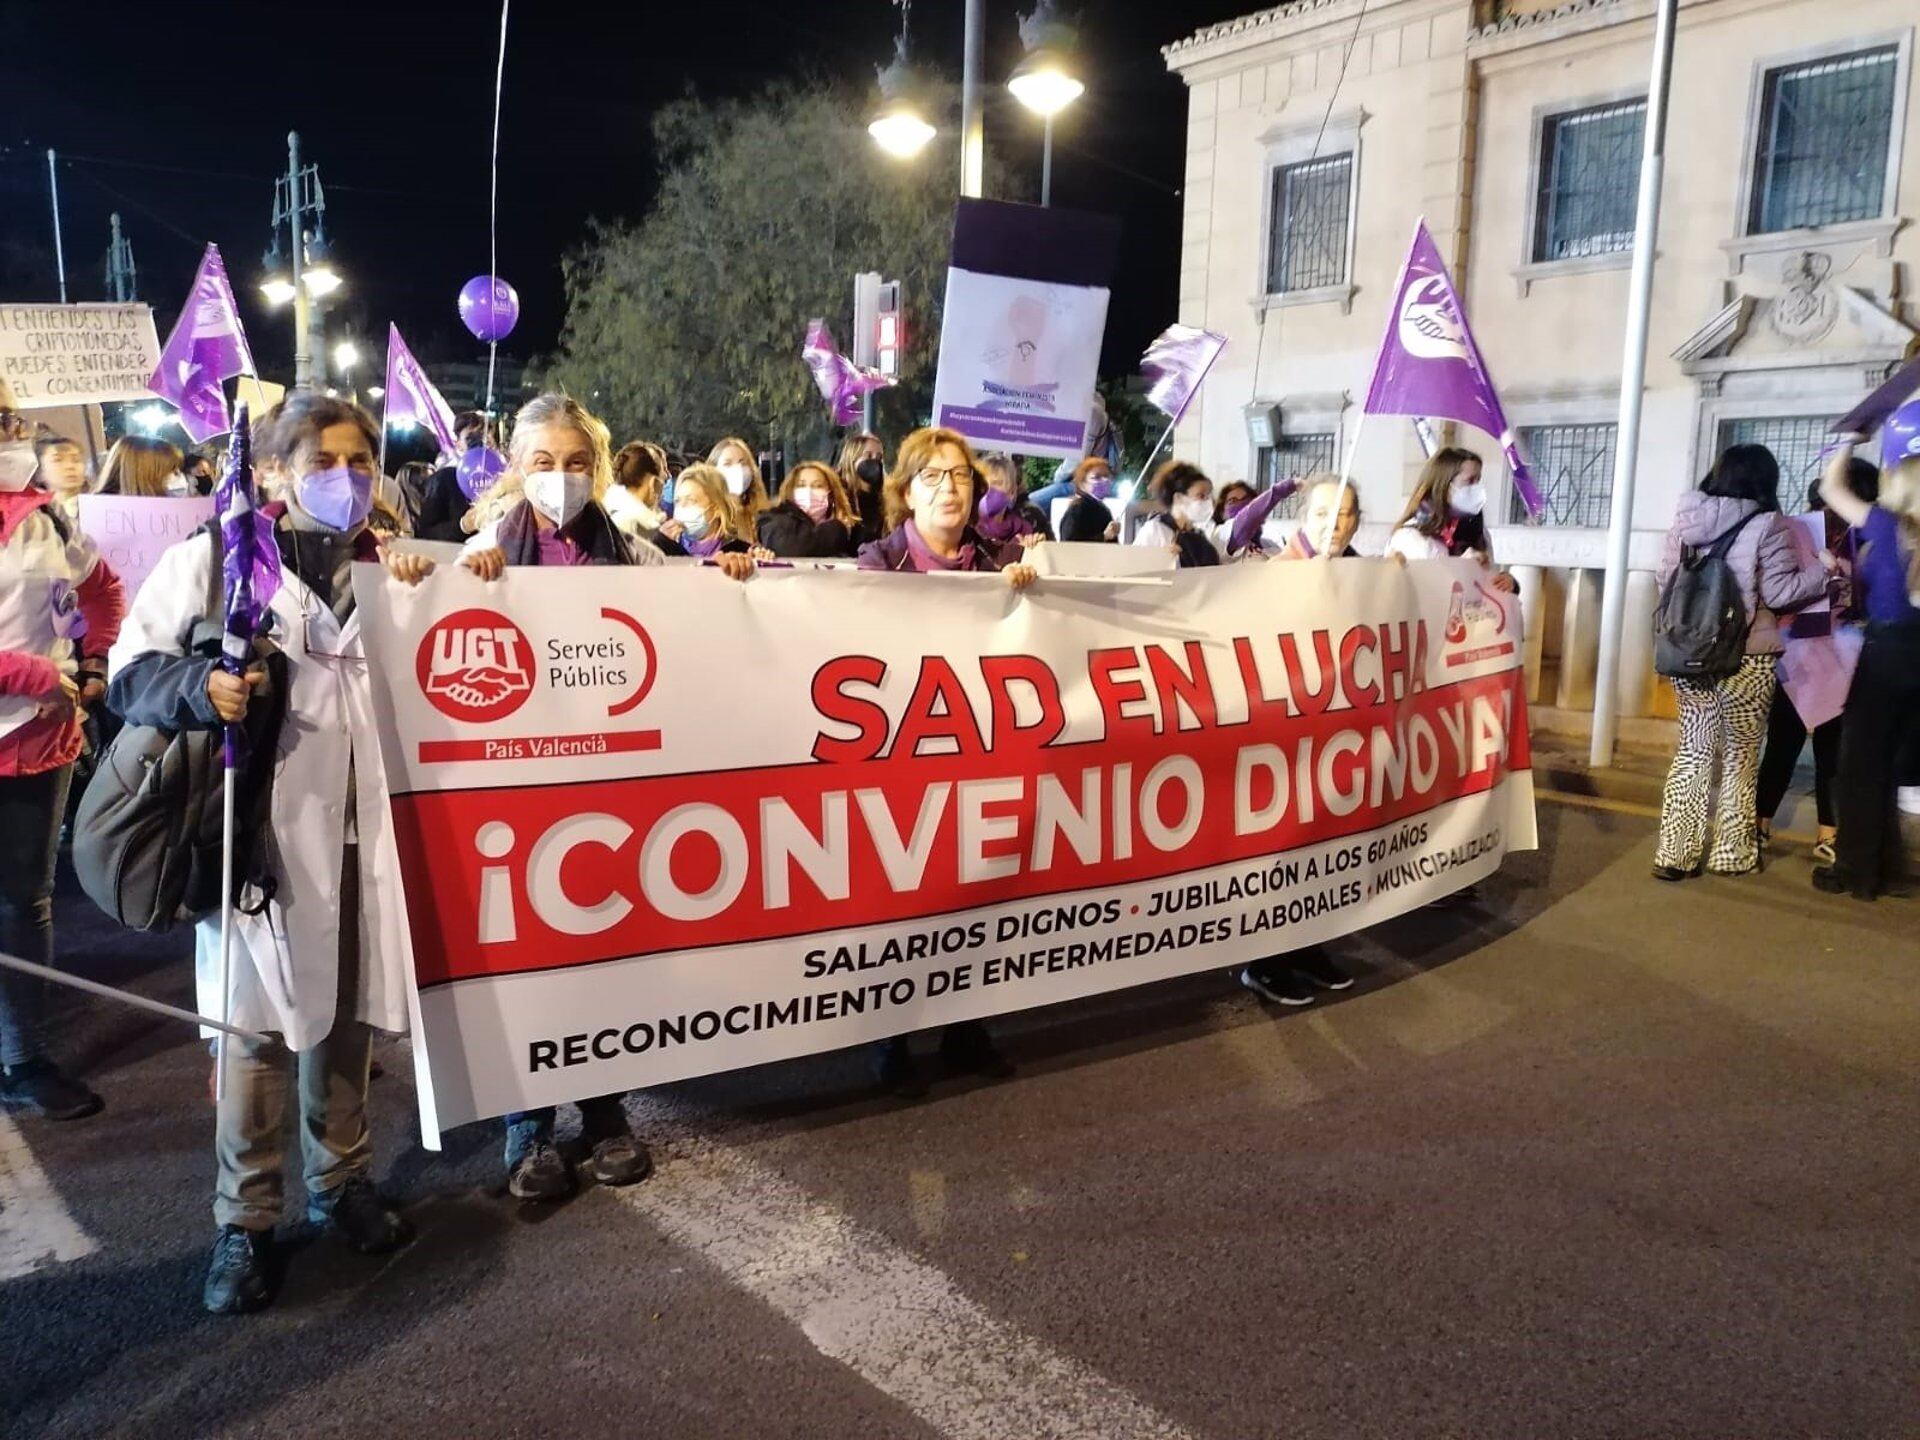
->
[1330, 220, 1421, 549]
[0, 951, 269, 1043]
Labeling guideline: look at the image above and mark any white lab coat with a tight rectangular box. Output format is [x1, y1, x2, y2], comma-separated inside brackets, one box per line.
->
[107, 531, 411, 1050]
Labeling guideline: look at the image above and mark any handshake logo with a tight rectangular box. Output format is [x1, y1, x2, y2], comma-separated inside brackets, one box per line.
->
[417, 609, 535, 724]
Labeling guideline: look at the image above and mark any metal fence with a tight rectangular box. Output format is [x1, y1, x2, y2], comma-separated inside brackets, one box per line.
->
[1715, 415, 1835, 512]
[1267, 154, 1352, 292]
[1511, 423, 1618, 527]
[1751, 47, 1897, 233]
[1535, 99, 1645, 262]
[1257, 433, 1337, 518]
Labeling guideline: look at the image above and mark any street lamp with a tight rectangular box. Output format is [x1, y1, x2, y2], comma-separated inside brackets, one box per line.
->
[1010, 2, 1083, 206]
[869, 33, 936, 160]
[332, 339, 360, 374]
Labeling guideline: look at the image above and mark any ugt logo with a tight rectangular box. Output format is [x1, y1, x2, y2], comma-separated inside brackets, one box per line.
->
[417, 609, 535, 723]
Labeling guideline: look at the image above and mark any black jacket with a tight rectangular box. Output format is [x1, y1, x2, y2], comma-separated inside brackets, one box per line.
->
[414, 466, 470, 543]
[757, 502, 857, 559]
[1058, 494, 1115, 543]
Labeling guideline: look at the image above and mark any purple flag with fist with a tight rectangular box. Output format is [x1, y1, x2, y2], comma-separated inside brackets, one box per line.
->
[803, 321, 894, 427]
[148, 244, 256, 443]
[1141, 323, 1228, 424]
[384, 324, 462, 460]
[1364, 222, 1543, 519]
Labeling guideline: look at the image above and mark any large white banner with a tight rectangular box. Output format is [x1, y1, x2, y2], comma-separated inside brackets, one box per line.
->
[0, 303, 162, 408]
[354, 558, 1536, 1136]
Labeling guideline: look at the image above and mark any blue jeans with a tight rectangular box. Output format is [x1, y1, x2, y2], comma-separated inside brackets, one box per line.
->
[0, 765, 72, 1068]
[504, 1093, 630, 1165]
[1028, 478, 1074, 512]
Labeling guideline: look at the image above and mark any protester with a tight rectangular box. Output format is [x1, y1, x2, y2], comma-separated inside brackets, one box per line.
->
[855, 426, 1032, 1097]
[1055, 456, 1119, 543]
[1133, 460, 1224, 566]
[0, 385, 123, 1123]
[181, 452, 217, 495]
[96, 435, 184, 498]
[1811, 440, 1920, 899]
[974, 452, 1050, 551]
[1238, 476, 1361, 1006]
[1385, 448, 1517, 591]
[414, 411, 492, 542]
[835, 431, 886, 541]
[707, 437, 769, 516]
[109, 392, 415, 1313]
[604, 440, 669, 539]
[32, 435, 89, 518]
[1755, 464, 1877, 864]
[756, 459, 860, 558]
[1650, 444, 1826, 881]
[392, 460, 435, 531]
[657, 464, 760, 557]
[1215, 480, 1256, 526]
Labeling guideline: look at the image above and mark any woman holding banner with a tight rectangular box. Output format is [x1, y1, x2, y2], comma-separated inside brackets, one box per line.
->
[756, 460, 861, 559]
[835, 431, 887, 542]
[110, 392, 414, 1314]
[856, 426, 1033, 1096]
[1132, 460, 1225, 567]
[1385, 449, 1518, 595]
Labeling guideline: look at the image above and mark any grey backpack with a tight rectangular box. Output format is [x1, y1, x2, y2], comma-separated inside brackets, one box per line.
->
[1653, 510, 1762, 681]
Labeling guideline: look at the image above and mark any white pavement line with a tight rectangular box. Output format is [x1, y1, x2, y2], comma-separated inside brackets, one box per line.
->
[615, 1137, 1197, 1440]
[0, 1111, 97, 1281]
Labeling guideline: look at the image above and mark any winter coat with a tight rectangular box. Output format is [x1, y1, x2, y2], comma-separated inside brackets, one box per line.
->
[1656, 493, 1826, 656]
[757, 502, 858, 559]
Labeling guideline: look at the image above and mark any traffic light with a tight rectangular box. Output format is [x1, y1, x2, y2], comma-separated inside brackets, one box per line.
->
[875, 280, 903, 378]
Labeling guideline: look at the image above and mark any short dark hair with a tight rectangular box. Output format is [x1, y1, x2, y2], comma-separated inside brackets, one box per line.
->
[32, 434, 77, 461]
[453, 410, 487, 435]
[256, 390, 380, 466]
[1700, 443, 1781, 511]
[1148, 460, 1210, 508]
[1805, 458, 1879, 511]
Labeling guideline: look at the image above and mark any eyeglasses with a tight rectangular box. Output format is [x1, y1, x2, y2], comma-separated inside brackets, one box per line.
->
[912, 466, 973, 492]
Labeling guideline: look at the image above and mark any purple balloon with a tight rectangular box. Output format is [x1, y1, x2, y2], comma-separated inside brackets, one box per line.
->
[1881, 398, 1920, 470]
[457, 445, 507, 501]
[458, 275, 520, 344]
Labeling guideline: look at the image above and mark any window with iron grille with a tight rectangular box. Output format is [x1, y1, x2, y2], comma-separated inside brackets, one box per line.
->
[1267, 154, 1352, 293]
[1257, 433, 1337, 517]
[1715, 415, 1836, 512]
[1533, 100, 1645, 262]
[1511, 423, 1617, 527]
[1750, 47, 1898, 233]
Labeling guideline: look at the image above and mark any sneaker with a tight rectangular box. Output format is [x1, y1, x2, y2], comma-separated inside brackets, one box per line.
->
[1292, 949, 1354, 992]
[0, 1058, 103, 1121]
[940, 1020, 1014, 1079]
[584, 1132, 653, 1187]
[873, 1037, 928, 1099]
[1239, 962, 1315, 1007]
[507, 1139, 576, 1202]
[1897, 786, 1920, 817]
[308, 1177, 413, 1254]
[1812, 838, 1837, 866]
[203, 1225, 272, 1315]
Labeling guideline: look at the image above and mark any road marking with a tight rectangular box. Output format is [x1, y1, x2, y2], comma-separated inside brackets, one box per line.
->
[0, 1111, 97, 1281]
[616, 1122, 1196, 1440]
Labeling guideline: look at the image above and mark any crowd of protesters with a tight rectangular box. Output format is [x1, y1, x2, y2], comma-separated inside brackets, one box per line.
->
[1, 373, 1914, 1316]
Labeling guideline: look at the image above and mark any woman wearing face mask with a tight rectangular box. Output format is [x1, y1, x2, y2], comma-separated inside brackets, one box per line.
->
[1057, 456, 1120, 543]
[0, 389, 125, 1123]
[108, 393, 414, 1314]
[1385, 448, 1519, 594]
[96, 435, 184, 498]
[974, 453, 1051, 553]
[707, 437, 769, 519]
[1215, 481, 1256, 526]
[604, 441, 669, 540]
[756, 460, 860, 559]
[836, 432, 887, 543]
[855, 427, 1034, 1097]
[1133, 461, 1225, 568]
[654, 465, 761, 559]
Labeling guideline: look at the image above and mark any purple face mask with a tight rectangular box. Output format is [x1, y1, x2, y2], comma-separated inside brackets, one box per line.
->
[1087, 474, 1115, 499]
[978, 488, 1013, 521]
[1224, 498, 1250, 518]
[295, 464, 374, 531]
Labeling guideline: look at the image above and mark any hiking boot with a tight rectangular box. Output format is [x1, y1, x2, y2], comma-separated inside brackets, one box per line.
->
[941, 1020, 1014, 1079]
[0, 1058, 102, 1121]
[873, 1037, 928, 1100]
[507, 1140, 576, 1202]
[585, 1133, 653, 1187]
[309, 1177, 413, 1254]
[203, 1225, 272, 1315]
[1239, 962, 1315, 1007]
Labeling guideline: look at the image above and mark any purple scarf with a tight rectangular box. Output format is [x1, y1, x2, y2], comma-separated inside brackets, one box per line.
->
[902, 520, 975, 572]
[682, 530, 727, 558]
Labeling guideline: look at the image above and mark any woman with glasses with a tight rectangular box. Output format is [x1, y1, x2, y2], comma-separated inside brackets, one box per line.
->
[108, 392, 415, 1315]
[855, 427, 1033, 1097]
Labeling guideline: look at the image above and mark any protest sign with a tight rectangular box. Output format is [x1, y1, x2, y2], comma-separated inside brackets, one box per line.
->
[932, 200, 1119, 461]
[355, 557, 1536, 1137]
[76, 494, 215, 601]
[0, 303, 162, 408]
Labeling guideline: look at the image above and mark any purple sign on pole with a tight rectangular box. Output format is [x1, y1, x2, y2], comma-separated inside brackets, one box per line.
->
[1363, 221, 1543, 519]
[147, 244, 256, 443]
[384, 324, 462, 459]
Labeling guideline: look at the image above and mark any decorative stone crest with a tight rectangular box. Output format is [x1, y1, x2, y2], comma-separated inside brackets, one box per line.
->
[1767, 251, 1838, 347]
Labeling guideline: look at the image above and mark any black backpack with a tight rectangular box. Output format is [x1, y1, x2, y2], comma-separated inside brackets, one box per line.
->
[1653, 510, 1763, 681]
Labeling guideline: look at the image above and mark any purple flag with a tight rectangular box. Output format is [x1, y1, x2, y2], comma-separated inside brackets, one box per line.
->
[803, 321, 894, 427]
[1141, 323, 1228, 425]
[1363, 221, 1543, 519]
[148, 244, 256, 444]
[1226, 475, 1302, 555]
[215, 403, 280, 769]
[384, 324, 461, 460]
[1831, 353, 1920, 438]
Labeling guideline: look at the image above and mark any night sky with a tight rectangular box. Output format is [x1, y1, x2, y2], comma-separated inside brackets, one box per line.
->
[4, 0, 1256, 387]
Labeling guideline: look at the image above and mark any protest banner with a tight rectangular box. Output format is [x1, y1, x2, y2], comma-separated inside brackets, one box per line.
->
[0, 303, 162, 408]
[931, 200, 1120, 461]
[354, 557, 1536, 1138]
[76, 494, 215, 601]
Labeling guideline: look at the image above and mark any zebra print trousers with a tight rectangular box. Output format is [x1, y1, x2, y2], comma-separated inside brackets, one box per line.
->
[1656, 654, 1778, 875]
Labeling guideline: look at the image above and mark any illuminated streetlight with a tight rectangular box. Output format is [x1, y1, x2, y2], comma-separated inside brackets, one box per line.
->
[870, 104, 938, 159]
[333, 339, 360, 373]
[1011, 3, 1083, 207]
[1008, 61, 1083, 117]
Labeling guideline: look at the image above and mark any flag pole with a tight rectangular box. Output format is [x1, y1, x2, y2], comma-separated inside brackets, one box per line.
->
[0, 952, 270, 1044]
[1330, 220, 1420, 544]
[1590, 0, 1677, 767]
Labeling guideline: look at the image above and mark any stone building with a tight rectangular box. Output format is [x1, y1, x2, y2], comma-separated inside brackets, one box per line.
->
[1164, 0, 1915, 729]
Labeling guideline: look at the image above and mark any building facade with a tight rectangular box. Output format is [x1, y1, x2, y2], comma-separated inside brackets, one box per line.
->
[1164, 0, 1916, 724]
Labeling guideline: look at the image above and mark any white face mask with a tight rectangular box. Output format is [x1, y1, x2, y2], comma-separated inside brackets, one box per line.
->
[719, 462, 752, 497]
[524, 469, 592, 528]
[1449, 481, 1486, 518]
[0, 441, 37, 493]
[673, 502, 711, 539]
[792, 485, 830, 521]
[1175, 495, 1214, 527]
[164, 471, 193, 497]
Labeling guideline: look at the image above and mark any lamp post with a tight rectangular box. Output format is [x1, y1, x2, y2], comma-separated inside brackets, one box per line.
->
[1009, 1, 1084, 207]
[260, 131, 341, 389]
[868, 0, 985, 201]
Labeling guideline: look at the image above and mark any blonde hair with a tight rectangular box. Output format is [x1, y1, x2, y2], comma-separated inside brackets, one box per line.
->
[779, 460, 860, 528]
[883, 427, 977, 532]
[706, 436, 767, 514]
[673, 463, 752, 543]
[510, 392, 613, 501]
[835, 431, 883, 496]
[98, 435, 183, 497]
[1877, 455, 1920, 602]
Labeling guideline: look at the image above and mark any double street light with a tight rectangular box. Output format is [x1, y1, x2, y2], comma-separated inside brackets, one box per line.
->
[257, 131, 343, 388]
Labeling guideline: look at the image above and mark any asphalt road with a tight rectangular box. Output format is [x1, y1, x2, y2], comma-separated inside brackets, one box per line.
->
[3, 796, 1915, 1439]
